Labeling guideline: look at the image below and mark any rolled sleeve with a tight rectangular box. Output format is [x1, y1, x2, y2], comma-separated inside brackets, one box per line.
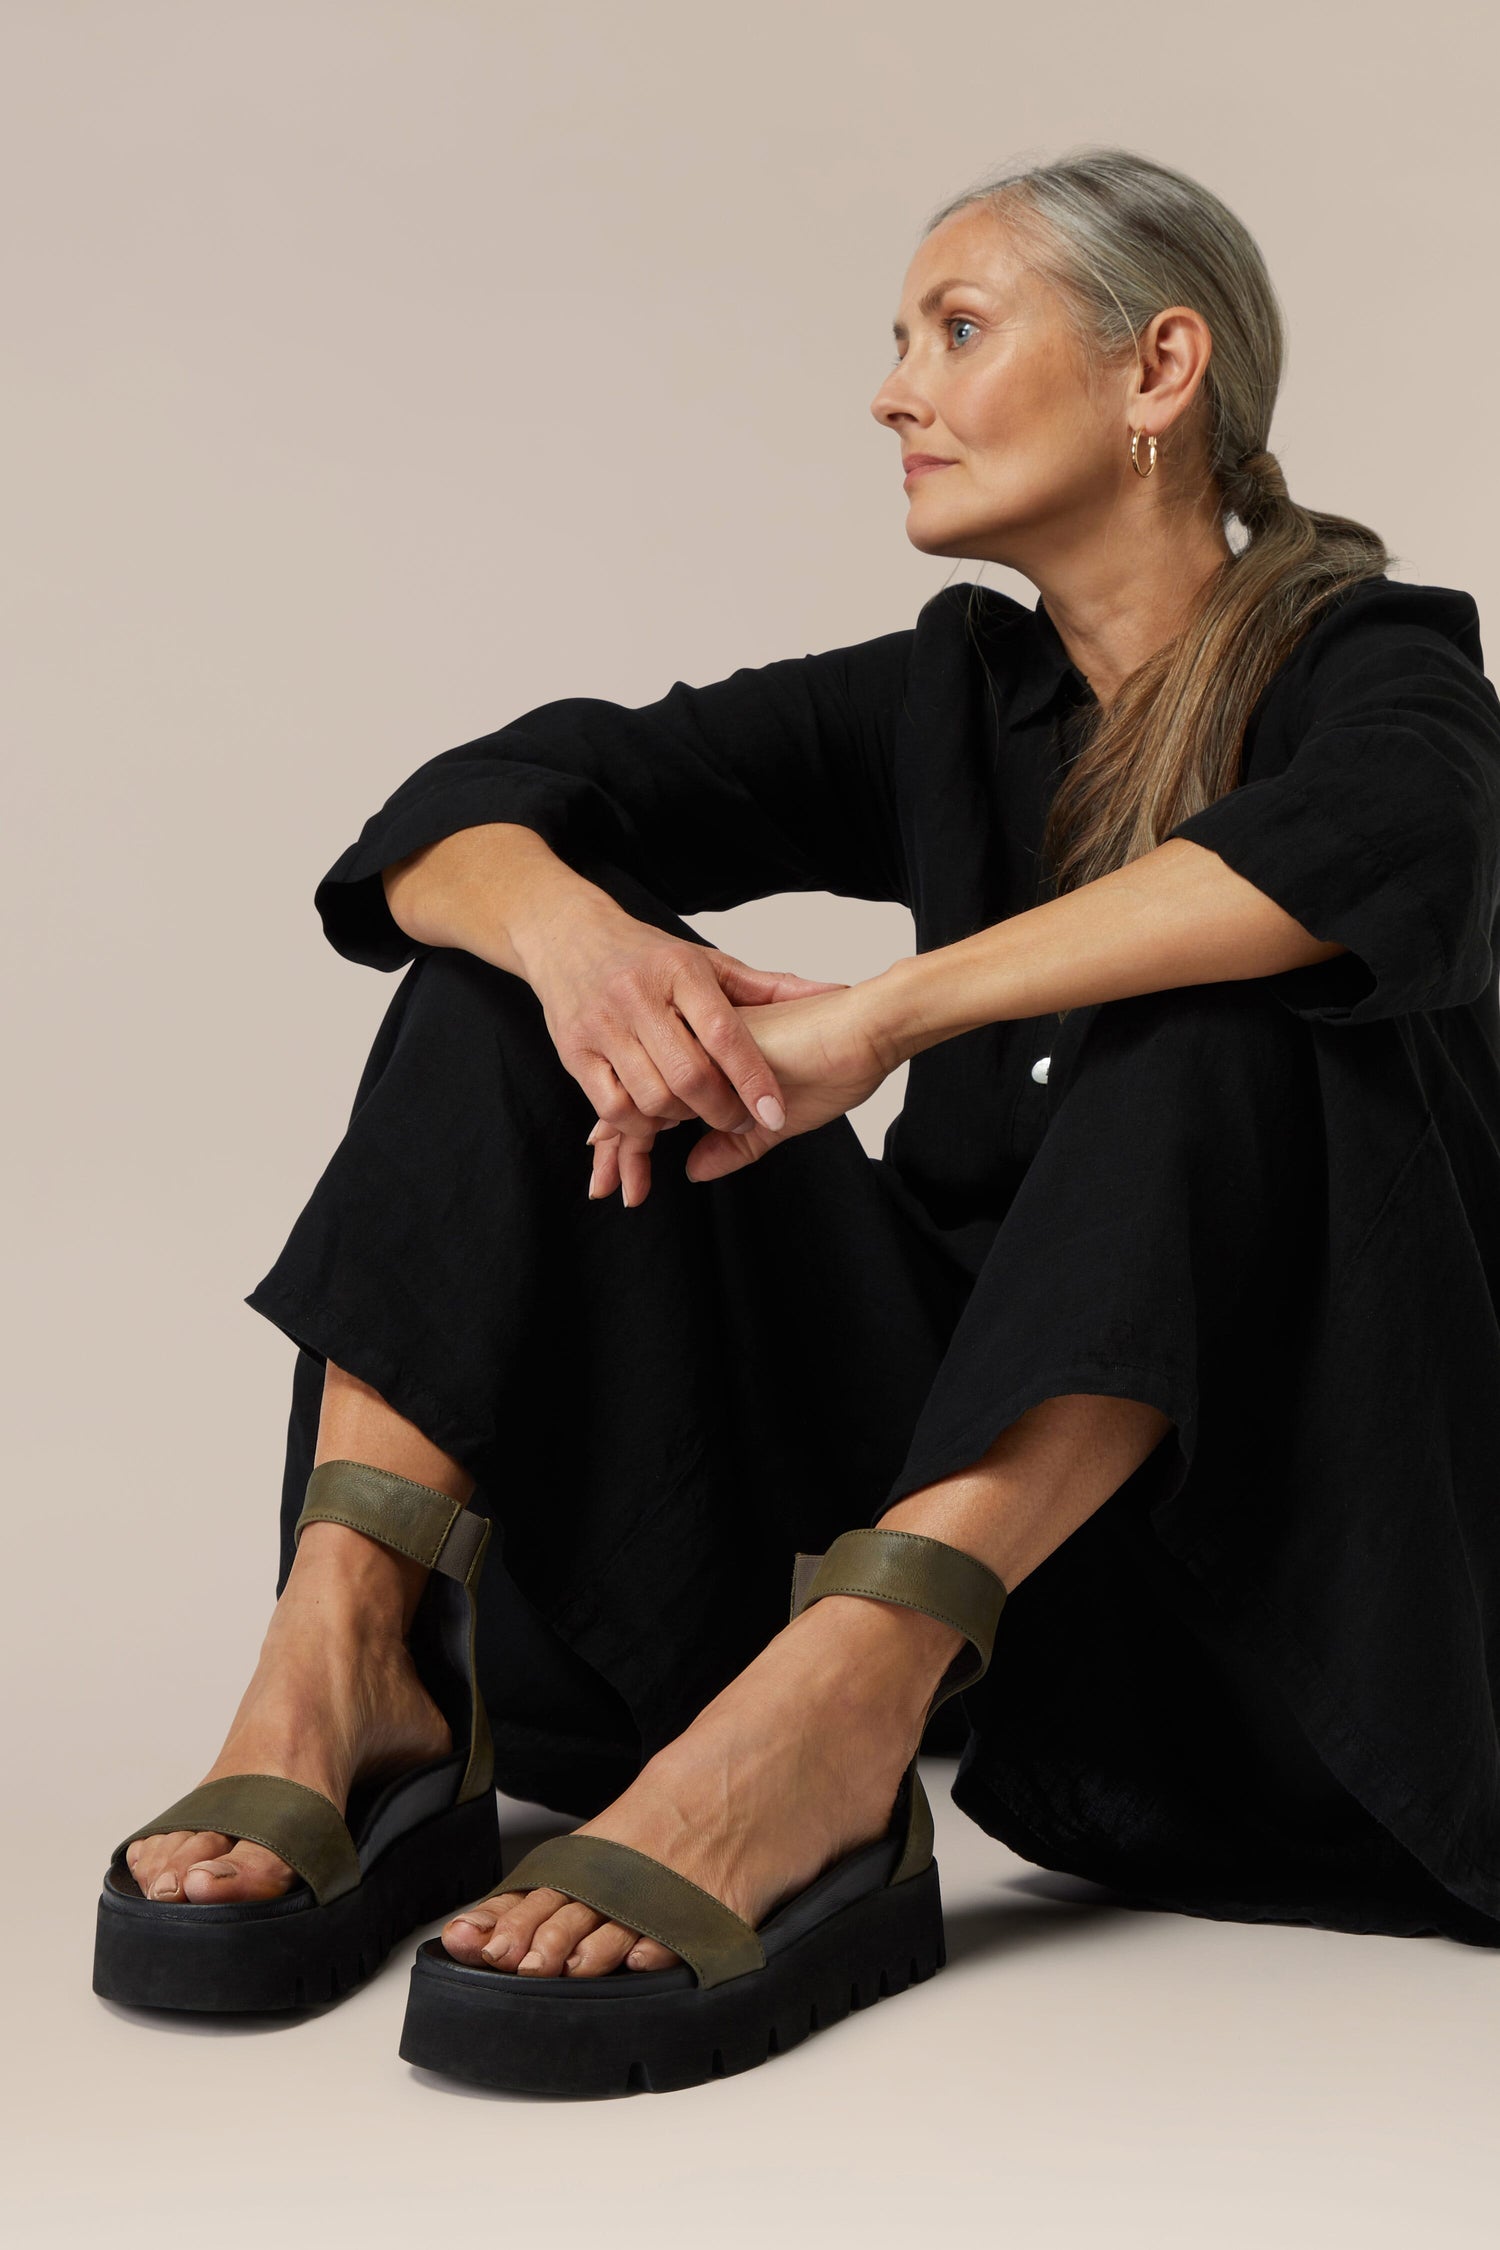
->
[1166, 613, 1500, 1024]
[312, 626, 916, 972]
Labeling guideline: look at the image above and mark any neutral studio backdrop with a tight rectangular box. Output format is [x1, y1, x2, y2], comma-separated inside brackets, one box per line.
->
[4, 3, 1498, 2245]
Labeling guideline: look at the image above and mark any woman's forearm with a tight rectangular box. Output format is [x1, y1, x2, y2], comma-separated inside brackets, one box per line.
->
[857, 836, 1349, 1067]
[381, 821, 624, 981]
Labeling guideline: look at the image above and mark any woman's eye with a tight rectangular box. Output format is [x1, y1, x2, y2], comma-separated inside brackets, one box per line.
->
[886, 316, 979, 369]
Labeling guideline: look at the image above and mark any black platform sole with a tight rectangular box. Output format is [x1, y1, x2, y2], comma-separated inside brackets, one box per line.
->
[398, 1855, 947, 2097]
[92, 1788, 502, 2014]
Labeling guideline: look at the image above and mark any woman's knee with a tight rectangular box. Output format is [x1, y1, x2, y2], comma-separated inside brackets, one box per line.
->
[349, 943, 586, 1151]
[1069, 978, 1309, 1080]
[1051, 979, 1318, 1154]
[403, 857, 702, 1032]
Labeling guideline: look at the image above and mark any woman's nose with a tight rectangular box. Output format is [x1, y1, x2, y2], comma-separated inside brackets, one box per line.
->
[870, 380, 914, 428]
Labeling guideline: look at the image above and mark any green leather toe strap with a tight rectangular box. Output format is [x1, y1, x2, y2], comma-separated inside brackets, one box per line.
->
[111, 1774, 361, 1907]
[492, 1833, 766, 1991]
[295, 1459, 490, 1587]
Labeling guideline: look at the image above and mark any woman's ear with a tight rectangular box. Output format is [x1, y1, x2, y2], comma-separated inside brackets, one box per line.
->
[1131, 303, 1215, 429]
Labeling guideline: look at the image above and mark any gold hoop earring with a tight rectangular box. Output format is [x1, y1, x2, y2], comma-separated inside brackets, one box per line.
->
[1130, 428, 1157, 477]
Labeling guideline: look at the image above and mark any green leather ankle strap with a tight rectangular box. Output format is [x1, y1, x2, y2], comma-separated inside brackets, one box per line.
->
[295, 1459, 490, 1587]
[295, 1458, 494, 1805]
[789, 1526, 1006, 1704]
[788, 1526, 1008, 1888]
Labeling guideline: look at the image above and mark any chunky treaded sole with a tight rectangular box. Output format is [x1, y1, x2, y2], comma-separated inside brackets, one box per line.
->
[92, 1789, 503, 2014]
[398, 1856, 947, 2097]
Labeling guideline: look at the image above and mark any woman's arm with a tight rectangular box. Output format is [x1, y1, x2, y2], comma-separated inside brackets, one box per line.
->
[382, 820, 628, 983]
[315, 620, 916, 972]
[861, 608, 1500, 1063]
[673, 597, 1500, 1192]
[857, 835, 1347, 1068]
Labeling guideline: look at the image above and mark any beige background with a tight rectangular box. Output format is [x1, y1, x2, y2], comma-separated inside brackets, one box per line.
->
[5, 1, 1498, 2242]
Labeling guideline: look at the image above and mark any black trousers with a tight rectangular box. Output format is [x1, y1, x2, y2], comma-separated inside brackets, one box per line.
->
[246, 865, 1500, 1947]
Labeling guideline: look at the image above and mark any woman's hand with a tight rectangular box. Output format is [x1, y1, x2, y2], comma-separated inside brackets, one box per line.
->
[586, 981, 893, 1206]
[520, 894, 853, 1184]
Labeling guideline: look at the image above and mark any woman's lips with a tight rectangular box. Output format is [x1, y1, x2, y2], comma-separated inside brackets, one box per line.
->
[903, 458, 955, 482]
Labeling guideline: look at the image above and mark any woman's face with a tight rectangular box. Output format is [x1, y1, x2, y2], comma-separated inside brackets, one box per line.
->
[870, 205, 1137, 570]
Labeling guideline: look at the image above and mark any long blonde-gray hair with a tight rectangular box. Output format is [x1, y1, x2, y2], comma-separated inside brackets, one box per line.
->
[925, 148, 1390, 896]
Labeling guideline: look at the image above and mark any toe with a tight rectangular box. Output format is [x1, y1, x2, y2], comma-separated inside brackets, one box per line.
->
[563, 1919, 648, 1977]
[624, 1936, 680, 1972]
[130, 1831, 232, 1901]
[441, 1904, 500, 1964]
[125, 1830, 184, 1897]
[181, 1839, 297, 1903]
[499, 1898, 605, 1977]
[473, 1887, 569, 1971]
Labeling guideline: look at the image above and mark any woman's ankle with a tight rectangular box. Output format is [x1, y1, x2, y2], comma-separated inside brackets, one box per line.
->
[286, 1520, 429, 1638]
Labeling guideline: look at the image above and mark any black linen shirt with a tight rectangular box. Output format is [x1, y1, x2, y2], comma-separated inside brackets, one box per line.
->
[314, 574, 1500, 1239]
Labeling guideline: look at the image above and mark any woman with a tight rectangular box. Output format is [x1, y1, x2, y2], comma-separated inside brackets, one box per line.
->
[96, 147, 1500, 2092]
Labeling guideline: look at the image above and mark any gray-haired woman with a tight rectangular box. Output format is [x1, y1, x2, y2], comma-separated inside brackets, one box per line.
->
[98, 146, 1500, 2096]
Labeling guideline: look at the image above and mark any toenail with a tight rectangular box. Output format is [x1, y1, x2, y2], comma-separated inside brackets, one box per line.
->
[517, 1949, 545, 1971]
[150, 1873, 180, 1899]
[565, 1953, 583, 1971]
[627, 1944, 652, 1967]
[451, 1912, 496, 1935]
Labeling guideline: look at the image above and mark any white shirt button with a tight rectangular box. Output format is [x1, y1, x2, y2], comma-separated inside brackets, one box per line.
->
[1030, 1053, 1051, 1084]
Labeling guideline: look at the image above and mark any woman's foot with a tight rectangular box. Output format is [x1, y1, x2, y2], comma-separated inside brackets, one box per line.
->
[123, 1521, 452, 1905]
[440, 1592, 966, 1978]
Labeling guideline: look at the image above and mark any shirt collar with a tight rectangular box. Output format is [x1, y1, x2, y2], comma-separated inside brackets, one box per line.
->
[1006, 592, 1097, 727]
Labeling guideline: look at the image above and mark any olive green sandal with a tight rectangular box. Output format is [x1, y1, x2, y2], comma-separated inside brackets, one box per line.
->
[398, 1524, 1007, 2096]
[93, 1459, 503, 2014]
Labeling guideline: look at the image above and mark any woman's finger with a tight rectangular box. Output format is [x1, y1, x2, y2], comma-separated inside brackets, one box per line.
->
[588, 1125, 656, 1207]
[669, 974, 787, 1133]
[685, 1121, 771, 1184]
[589, 1035, 681, 1134]
[615, 1136, 656, 1209]
[627, 996, 763, 1134]
[588, 1127, 623, 1201]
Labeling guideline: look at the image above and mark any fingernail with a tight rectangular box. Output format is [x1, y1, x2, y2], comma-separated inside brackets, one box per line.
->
[756, 1096, 786, 1130]
[150, 1872, 180, 1900]
[730, 1118, 756, 1133]
[620, 1183, 631, 1208]
[586, 1124, 603, 1146]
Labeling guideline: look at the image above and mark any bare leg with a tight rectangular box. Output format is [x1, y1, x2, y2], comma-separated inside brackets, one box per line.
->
[875, 1390, 1173, 1594]
[441, 1389, 1172, 1977]
[124, 1361, 473, 1906]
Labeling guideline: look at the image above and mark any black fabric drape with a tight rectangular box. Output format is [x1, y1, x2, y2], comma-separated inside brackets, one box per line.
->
[248, 573, 1500, 1947]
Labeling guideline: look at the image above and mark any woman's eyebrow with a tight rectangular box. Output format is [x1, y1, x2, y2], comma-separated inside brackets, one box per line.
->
[891, 277, 987, 344]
